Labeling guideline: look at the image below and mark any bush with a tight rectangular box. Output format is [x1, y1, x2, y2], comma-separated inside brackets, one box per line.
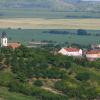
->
[34, 80, 43, 87]
[77, 29, 88, 35]
[75, 72, 90, 81]
[0, 72, 14, 87]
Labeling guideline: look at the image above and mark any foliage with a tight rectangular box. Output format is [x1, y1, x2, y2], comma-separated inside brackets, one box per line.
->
[34, 80, 43, 87]
[0, 72, 14, 87]
[77, 29, 88, 35]
[0, 46, 100, 99]
[75, 72, 90, 81]
[8, 80, 68, 100]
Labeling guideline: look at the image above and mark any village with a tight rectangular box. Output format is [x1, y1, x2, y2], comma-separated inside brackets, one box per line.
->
[1, 31, 100, 61]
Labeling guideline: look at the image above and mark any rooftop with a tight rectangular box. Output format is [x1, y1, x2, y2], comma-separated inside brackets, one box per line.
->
[64, 48, 80, 52]
[8, 43, 21, 49]
[86, 50, 100, 54]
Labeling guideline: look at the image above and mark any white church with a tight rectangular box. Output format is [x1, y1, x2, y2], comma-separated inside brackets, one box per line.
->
[1, 32, 8, 47]
[1, 32, 21, 49]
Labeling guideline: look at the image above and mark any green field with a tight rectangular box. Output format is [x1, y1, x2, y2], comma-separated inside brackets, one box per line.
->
[0, 29, 100, 46]
[0, 9, 100, 19]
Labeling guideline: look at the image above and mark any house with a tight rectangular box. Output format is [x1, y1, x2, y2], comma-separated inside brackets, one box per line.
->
[86, 50, 100, 61]
[58, 47, 82, 57]
[8, 43, 21, 49]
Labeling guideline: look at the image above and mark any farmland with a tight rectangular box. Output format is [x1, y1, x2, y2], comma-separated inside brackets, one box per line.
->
[0, 10, 100, 46]
[0, 29, 100, 46]
[1, 9, 100, 19]
[0, 18, 100, 30]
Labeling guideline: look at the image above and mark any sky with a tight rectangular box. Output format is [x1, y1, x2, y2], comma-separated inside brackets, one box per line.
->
[83, 0, 100, 1]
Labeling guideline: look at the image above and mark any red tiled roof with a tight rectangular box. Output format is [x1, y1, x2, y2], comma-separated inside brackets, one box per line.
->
[64, 48, 80, 52]
[8, 43, 21, 49]
[87, 50, 100, 54]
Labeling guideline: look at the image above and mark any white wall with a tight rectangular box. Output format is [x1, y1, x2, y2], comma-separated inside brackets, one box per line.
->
[58, 48, 82, 57]
[86, 54, 100, 59]
[1, 37, 8, 47]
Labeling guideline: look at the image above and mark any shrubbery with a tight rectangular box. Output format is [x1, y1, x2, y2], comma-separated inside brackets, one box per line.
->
[0, 46, 100, 99]
[75, 72, 90, 81]
[34, 80, 43, 87]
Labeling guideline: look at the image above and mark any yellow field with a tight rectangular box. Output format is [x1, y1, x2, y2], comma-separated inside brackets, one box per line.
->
[0, 18, 100, 29]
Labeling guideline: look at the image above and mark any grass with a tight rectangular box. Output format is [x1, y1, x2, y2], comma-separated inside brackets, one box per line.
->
[0, 29, 100, 45]
[0, 87, 37, 100]
[0, 9, 100, 19]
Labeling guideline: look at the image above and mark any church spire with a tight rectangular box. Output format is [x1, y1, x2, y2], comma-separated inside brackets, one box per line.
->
[1, 31, 7, 38]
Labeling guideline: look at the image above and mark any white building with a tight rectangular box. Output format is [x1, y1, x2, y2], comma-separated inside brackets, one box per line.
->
[1, 32, 21, 49]
[86, 50, 100, 61]
[1, 32, 8, 47]
[58, 47, 82, 57]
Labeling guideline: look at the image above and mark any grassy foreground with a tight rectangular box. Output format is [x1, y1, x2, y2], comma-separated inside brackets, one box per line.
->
[0, 87, 36, 100]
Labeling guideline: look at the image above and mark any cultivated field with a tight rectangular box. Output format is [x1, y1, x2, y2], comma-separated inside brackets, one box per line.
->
[1, 9, 100, 19]
[0, 18, 100, 30]
[0, 29, 100, 46]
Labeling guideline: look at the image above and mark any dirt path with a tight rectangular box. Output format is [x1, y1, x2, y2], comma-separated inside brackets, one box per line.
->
[42, 86, 64, 95]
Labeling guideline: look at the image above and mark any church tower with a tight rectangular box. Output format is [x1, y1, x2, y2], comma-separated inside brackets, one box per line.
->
[1, 32, 8, 47]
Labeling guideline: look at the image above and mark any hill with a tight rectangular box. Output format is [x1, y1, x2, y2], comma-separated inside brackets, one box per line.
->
[0, 0, 100, 12]
[0, 46, 100, 100]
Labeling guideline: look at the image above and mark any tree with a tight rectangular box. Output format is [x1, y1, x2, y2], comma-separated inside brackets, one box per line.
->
[77, 29, 88, 35]
[75, 72, 90, 81]
[34, 80, 43, 87]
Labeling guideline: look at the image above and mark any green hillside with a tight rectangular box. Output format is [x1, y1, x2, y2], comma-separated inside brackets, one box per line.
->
[0, 46, 100, 100]
[0, 87, 36, 100]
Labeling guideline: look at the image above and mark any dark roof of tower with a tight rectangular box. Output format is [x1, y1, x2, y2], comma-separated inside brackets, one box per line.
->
[1, 31, 7, 38]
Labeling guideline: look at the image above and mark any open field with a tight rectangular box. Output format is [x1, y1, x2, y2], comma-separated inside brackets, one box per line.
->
[0, 8, 100, 19]
[0, 18, 100, 30]
[0, 17, 100, 46]
[0, 29, 100, 46]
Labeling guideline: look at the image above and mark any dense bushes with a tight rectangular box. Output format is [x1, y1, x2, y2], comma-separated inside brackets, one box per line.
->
[75, 72, 90, 81]
[0, 46, 100, 99]
[54, 80, 98, 99]
[34, 80, 43, 87]
[77, 29, 88, 35]
[8, 80, 68, 100]
[0, 72, 14, 87]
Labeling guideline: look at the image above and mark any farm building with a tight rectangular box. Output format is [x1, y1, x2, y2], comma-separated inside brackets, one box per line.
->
[58, 47, 82, 57]
[86, 50, 100, 61]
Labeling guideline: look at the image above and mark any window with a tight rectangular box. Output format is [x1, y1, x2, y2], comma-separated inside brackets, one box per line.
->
[5, 40, 7, 44]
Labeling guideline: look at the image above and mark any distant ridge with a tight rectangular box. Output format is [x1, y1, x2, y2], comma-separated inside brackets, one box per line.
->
[0, 0, 100, 11]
